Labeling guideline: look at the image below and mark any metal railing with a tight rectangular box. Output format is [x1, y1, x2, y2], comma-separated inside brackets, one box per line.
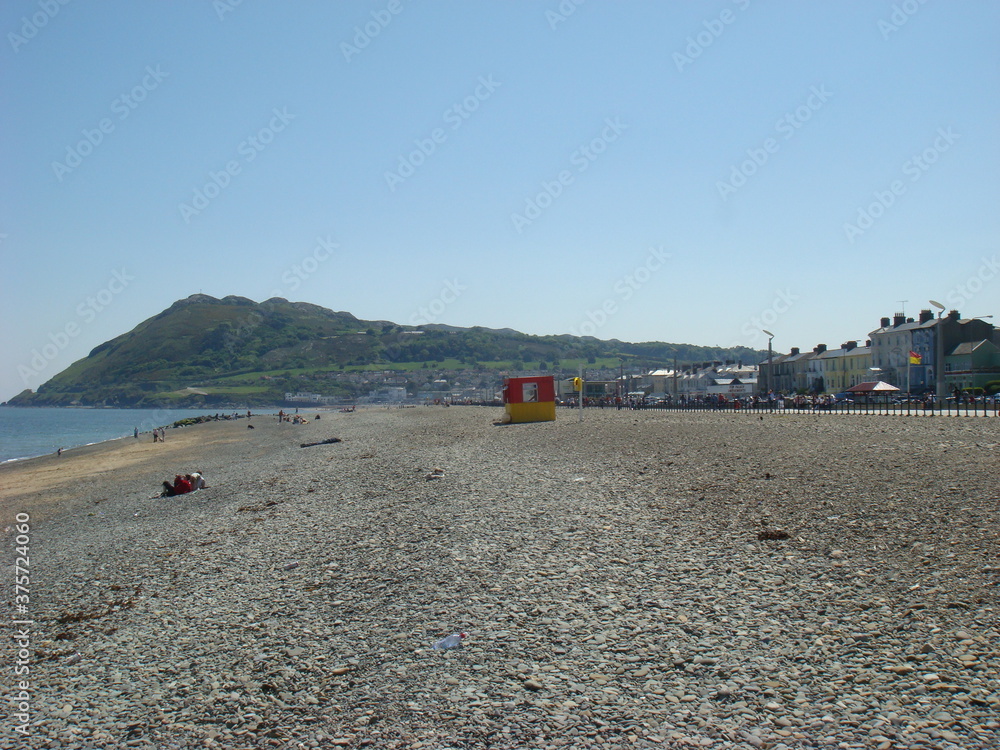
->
[560, 397, 999, 417]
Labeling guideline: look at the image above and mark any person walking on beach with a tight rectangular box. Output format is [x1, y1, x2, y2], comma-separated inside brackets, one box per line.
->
[134, 427, 139, 439]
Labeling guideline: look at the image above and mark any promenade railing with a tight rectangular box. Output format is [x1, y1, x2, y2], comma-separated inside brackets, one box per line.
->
[562, 398, 999, 417]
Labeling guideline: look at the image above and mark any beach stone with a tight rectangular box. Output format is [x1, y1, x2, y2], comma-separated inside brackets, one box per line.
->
[6, 407, 999, 749]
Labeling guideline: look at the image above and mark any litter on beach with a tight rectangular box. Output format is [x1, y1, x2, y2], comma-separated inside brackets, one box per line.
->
[300, 437, 343, 448]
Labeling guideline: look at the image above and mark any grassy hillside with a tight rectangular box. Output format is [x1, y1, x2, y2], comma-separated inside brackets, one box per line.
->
[10, 294, 764, 407]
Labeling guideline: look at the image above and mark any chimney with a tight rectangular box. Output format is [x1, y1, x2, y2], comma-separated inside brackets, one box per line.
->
[843, 341, 857, 351]
[919, 309, 933, 323]
[948, 310, 960, 321]
[814, 344, 827, 354]
[906, 317, 914, 324]
[880, 317, 891, 328]
[790, 347, 800, 356]
[893, 313, 905, 327]
[865, 339, 872, 347]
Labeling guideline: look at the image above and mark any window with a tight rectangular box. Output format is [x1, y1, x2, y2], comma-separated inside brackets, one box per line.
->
[522, 382, 538, 402]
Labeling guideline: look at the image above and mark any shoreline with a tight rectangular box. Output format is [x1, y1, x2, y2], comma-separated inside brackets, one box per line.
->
[0, 406, 335, 464]
[1, 433, 136, 466]
[0, 415, 303, 522]
[0, 406, 344, 509]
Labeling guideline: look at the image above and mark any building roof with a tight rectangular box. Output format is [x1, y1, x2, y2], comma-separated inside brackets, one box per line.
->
[948, 339, 999, 356]
[869, 320, 937, 336]
[783, 351, 813, 362]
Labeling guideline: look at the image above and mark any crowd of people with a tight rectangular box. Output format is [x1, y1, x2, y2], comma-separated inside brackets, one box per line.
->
[277, 409, 311, 424]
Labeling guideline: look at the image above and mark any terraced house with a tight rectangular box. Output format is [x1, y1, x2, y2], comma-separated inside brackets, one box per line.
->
[759, 308, 998, 396]
[945, 340, 1000, 395]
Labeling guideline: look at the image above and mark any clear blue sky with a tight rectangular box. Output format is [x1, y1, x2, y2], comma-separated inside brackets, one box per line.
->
[2, 0, 998, 401]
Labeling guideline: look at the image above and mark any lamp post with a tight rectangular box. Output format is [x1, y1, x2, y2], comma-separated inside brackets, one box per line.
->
[929, 300, 946, 404]
[762, 329, 774, 397]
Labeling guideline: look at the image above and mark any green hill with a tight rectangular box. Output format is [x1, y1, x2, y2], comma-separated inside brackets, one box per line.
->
[9, 294, 764, 407]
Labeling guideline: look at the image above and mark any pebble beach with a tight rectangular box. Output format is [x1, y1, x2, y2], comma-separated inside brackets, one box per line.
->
[2, 407, 998, 749]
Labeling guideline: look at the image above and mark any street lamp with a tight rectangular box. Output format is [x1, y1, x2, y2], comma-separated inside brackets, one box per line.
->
[929, 300, 946, 403]
[762, 329, 774, 396]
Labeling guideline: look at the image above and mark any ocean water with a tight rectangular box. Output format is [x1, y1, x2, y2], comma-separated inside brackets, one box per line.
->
[0, 407, 267, 463]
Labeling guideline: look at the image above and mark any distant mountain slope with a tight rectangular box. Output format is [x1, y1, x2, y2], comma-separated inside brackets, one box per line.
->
[9, 295, 763, 406]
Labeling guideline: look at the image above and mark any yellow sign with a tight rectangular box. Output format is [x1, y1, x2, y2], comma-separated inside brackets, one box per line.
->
[573, 377, 582, 391]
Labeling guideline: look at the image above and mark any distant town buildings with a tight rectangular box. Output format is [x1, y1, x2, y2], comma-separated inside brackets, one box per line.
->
[285, 307, 998, 406]
[759, 308, 999, 396]
[643, 363, 758, 399]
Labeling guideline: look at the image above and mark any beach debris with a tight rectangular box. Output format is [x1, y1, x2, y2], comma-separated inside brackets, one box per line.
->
[426, 467, 445, 481]
[55, 590, 139, 625]
[282, 561, 300, 571]
[237, 499, 281, 512]
[432, 632, 466, 650]
[65, 652, 82, 666]
[757, 528, 790, 541]
[300, 437, 342, 448]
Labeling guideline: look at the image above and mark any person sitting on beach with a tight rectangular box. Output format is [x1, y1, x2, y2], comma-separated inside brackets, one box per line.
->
[161, 474, 193, 497]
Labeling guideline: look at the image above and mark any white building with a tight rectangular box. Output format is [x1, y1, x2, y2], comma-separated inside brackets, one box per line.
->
[647, 364, 758, 398]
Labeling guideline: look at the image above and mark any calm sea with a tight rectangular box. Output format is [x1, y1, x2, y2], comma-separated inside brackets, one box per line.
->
[0, 407, 269, 463]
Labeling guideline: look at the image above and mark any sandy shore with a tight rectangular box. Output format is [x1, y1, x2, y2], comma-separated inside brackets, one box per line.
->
[2, 407, 998, 749]
[0, 417, 280, 523]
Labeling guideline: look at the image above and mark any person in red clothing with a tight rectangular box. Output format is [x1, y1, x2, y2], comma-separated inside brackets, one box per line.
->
[161, 474, 193, 496]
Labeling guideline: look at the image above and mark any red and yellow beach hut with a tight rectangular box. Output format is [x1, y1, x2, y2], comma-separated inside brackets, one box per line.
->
[502, 375, 556, 424]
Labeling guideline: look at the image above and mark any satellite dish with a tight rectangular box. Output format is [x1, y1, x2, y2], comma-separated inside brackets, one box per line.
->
[929, 299, 945, 310]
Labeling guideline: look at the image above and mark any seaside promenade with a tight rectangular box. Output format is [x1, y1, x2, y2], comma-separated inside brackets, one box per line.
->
[1, 407, 997, 749]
